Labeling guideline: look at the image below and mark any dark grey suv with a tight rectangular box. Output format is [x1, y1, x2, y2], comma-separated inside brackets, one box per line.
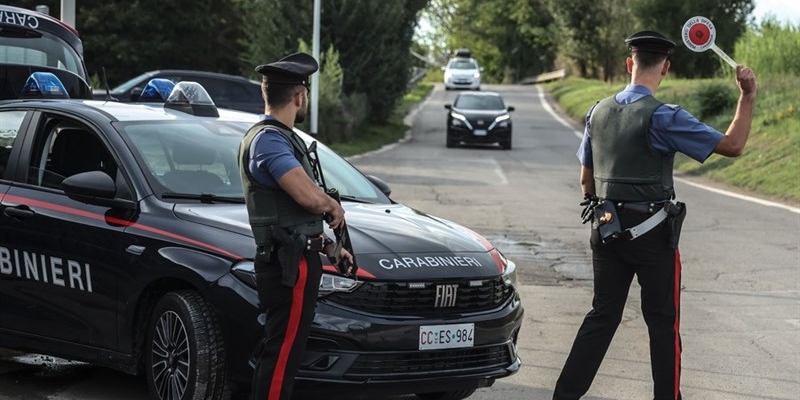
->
[93, 70, 264, 114]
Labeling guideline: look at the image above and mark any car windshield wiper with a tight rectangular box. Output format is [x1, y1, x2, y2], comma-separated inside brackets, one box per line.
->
[339, 194, 374, 204]
[161, 192, 245, 204]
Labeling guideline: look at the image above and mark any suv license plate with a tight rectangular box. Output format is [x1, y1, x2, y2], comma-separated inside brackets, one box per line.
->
[473, 129, 487, 136]
[419, 323, 475, 350]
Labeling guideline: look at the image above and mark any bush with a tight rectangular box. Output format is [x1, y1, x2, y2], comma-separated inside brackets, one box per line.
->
[693, 83, 737, 119]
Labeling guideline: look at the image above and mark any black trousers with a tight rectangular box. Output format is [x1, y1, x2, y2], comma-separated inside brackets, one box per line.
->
[554, 210, 682, 400]
[250, 249, 322, 400]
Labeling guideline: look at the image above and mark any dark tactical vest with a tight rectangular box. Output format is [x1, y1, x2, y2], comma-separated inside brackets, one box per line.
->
[590, 95, 675, 202]
[239, 121, 323, 246]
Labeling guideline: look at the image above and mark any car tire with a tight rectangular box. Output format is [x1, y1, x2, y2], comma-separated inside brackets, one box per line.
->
[145, 290, 228, 400]
[446, 134, 457, 148]
[415, 388, 477, 400]
[500, 140, 512, 150]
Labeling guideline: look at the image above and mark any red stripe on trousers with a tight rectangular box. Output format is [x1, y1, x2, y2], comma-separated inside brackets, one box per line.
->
[268, 257, 309, 400]
[673, 249, 682, 400]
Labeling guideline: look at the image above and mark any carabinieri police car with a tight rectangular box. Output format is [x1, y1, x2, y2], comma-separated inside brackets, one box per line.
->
[0, 74, 523, 400]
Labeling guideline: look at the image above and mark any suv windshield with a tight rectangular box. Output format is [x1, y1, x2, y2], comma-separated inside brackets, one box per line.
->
[119, 120, 390, 204]
[454, 94, 505, 110]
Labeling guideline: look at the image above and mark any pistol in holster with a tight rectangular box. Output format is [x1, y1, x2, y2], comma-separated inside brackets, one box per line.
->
[266, 227, 306, 288]
[663, 201, 687, 249]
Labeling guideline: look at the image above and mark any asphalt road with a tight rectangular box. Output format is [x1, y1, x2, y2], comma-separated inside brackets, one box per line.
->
[1, 83, 798, 400]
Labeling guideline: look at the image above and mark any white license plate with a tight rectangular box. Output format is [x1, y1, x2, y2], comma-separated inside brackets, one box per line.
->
[419, 323, 475, 350]
[473, 129, 487, 136]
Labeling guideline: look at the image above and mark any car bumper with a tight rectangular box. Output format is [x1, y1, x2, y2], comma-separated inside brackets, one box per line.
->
[448, 126, 512, 144]
[444, 78, 481, 90]
[212, 273, 524, 397]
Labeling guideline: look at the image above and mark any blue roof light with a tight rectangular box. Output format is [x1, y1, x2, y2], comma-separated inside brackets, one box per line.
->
[20, 72, 70, 99]
[164, 81, 219, 117]
[139, 78, 176, 102]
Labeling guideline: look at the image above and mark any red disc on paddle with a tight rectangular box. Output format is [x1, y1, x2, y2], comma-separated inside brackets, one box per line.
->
[688, 23, 711, 46]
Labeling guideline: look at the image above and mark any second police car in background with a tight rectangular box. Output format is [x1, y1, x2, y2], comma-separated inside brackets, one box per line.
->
[0, 74, 523, 400]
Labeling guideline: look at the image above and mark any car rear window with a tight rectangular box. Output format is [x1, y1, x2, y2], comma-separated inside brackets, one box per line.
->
[0, 29, 86, 79]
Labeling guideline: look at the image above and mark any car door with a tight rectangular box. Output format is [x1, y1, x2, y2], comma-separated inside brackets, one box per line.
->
[0, 109, 136, 350]
[0, 109, 30, 330]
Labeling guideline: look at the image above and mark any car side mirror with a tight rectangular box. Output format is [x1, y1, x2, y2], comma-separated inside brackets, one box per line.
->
[444, 104, 452, 109]
[440, 66, 446, 71]
[62, 171, 137, 210]
[366, 174, 392, 197]
[480, 67, 484, 72]
[507, 106, 515, 112]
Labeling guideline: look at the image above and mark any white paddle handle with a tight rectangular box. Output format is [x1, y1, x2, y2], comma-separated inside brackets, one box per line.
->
[711, 44, 738, 69]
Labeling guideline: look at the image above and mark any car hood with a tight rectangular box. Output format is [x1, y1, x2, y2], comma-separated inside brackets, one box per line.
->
[447, 69, 479, 78]
[172, 202, 502, 280]
[452, 108, 507, 119]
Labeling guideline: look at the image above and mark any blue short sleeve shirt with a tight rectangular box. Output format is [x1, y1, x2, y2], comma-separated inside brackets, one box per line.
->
[247, 116, 301, 189]
[577, 84, 725, 168]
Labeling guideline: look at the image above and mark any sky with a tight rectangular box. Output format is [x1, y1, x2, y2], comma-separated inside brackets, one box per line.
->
[753, 0, 800, 24]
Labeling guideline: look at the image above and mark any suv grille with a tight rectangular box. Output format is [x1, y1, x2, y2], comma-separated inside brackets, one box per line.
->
[326, 277, 512, 316]
[346, 344, 512, 377]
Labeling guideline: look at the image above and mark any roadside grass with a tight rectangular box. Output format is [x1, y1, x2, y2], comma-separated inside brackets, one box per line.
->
[546, 75, 800, 203]
[329, 82, 433, 157]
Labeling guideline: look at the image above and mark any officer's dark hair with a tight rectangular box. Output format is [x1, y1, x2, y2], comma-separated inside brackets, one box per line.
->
[632, 51, 669, 69]
[262, 78, 305, 109]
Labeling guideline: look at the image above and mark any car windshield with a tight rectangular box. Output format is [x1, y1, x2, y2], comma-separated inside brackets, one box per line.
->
[111, 72, 157, 93]
[118, 120, 391, 204]
[454, 94, 505, 110]
[448, 60, 477, 70]
[0, 30, 86, 79]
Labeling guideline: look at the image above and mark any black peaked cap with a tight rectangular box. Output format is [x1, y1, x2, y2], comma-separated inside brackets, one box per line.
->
[255, 52, 319, 86]
[625, 30, 676, 55]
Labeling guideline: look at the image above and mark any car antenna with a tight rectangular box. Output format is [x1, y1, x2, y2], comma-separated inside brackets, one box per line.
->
[101, 67, 117, 101]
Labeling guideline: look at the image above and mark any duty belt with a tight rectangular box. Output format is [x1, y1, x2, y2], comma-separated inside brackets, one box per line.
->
[616, 201, 669, 240]
[305, 236, 325, 252]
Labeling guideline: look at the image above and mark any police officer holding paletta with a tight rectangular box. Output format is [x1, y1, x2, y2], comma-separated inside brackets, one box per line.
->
[553, 31, 757, 400]
[238, 52, 354, 400]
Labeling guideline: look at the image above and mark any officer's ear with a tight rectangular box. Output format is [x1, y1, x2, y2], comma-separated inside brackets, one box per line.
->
[626, 57, 634, 74]
[661, 59, 671, 76]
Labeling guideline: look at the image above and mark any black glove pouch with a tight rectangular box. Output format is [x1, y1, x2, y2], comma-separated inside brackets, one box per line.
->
[592, 200, 622, 244]
[664, 201, 687, 249]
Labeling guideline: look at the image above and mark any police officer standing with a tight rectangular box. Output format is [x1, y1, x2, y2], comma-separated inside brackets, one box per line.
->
[238, 52, 354, 400]
[553, 31, 757, 400]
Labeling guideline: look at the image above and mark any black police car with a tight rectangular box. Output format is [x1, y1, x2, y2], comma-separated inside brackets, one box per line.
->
[93, 70, 264, 114]
[445, 91, 514, 150]
[0, 4, 92, 100]
[0, 76, 523, 400]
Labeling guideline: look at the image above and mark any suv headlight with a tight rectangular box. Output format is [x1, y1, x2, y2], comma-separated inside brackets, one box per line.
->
[498, 250, 517, 287]
[232, 261, 256, 288]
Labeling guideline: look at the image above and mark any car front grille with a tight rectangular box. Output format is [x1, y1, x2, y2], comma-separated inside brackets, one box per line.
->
[325, 277, 512, 316]
[346, 344, 512, 377]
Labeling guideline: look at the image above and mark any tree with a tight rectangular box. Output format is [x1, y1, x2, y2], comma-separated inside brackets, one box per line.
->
[631, 0, 754, 78]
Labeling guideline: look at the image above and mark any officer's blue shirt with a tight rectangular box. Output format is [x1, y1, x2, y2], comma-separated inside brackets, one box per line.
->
[577, 84, 725, 168]
[247, 115, 300, 189]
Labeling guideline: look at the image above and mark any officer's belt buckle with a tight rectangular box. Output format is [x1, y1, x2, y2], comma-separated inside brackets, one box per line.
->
[305, 236, 324, 251]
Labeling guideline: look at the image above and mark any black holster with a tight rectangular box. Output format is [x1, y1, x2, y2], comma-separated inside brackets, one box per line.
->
[664, 201, 687, 249]
[269, 228, 306, 287]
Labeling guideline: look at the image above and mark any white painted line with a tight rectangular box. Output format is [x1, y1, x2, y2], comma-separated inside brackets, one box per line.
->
[492, 158, 508, 185]
[785, 319, 800, 328]
[535, 85, 800, 214]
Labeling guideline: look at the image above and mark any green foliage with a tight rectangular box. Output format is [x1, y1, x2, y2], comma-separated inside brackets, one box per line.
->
[693, 83, 737, 119]
[631, 0, 754, 78]
[735, 19, 800, 77]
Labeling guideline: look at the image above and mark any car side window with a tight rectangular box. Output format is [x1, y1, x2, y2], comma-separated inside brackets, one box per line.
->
[25, 117, 132, 200]
[0, 110, 26, 180]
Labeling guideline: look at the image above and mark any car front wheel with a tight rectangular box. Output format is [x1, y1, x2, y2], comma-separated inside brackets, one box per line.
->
[146, 290, 228, 400]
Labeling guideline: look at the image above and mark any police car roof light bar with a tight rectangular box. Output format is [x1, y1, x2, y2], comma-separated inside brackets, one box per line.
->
[139, 78, 175, 102]
[20, 72, 70, 99]
[164, 81, 219, 117]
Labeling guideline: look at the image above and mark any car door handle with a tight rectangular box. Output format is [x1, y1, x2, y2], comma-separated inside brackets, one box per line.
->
[3, 206, 35, 220]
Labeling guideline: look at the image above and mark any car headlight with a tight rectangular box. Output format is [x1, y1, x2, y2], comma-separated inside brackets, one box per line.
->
[473, 72, 480, 79]
[233, 262, 365, 296]
[498, 250, 517, 287]
[319, 273, 363, 297]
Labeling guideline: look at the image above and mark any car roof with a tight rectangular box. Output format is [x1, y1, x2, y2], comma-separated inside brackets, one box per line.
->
[0, 98, 261, 123]
[0, 5, 84, 57]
